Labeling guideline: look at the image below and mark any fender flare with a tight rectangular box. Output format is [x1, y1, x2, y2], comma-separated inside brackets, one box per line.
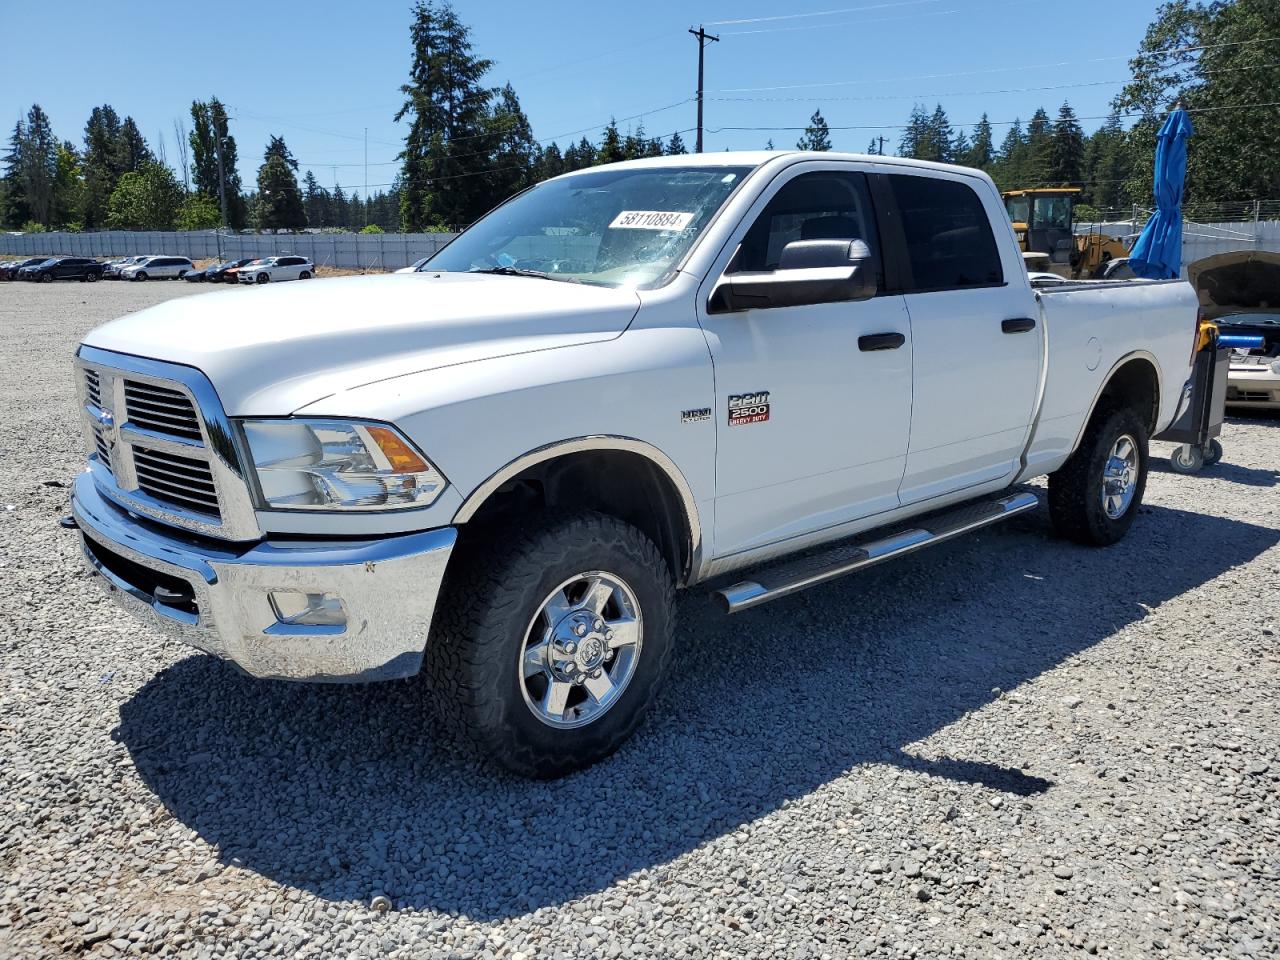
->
[453, 435, 704, 583]
[1069, 349, 1164, 455]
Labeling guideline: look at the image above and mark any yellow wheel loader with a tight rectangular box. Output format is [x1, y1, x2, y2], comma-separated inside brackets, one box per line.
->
[1003, 188, 1129, 279]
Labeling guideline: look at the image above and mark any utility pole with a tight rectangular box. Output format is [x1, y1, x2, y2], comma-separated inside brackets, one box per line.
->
[689, 25, 719, 153]
[363, 127, 369, 227]
[876, 136, 887, 156]
[214, 134, 229, 259]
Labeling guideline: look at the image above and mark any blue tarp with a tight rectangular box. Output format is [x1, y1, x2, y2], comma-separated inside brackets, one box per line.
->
[1129, 108, 1194, 279]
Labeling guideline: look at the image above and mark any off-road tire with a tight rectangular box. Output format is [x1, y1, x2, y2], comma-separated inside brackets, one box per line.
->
[1048, 405, 1149, 546]
[426, 510, 677, 778]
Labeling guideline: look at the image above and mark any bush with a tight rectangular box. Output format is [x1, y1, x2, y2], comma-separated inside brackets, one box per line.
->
[178, 194, 222, 231]
[21, 221, 47, 233]
[359, 224, 385, 234]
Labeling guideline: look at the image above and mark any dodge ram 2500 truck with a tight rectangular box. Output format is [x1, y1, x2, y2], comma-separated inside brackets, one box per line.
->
[69, 152, 1199, 777]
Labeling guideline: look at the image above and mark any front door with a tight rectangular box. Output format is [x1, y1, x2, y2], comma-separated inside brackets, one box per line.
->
[697, 164, 914, 557]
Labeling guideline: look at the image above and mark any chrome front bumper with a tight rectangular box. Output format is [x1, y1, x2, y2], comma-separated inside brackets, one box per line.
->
[71, 473, 457, 682]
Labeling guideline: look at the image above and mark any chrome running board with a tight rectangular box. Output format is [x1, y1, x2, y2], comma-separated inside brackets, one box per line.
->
[713, 491, 1039, 614]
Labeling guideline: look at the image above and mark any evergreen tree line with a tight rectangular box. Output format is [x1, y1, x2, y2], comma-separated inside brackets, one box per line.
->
[4, 0, 1273, 233]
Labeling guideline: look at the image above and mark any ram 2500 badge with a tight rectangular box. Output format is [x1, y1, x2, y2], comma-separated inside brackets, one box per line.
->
[70, 152, 1199, 777]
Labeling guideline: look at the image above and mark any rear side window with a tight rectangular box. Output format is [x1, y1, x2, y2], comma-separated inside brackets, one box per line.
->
[888, 174, 1003, 292]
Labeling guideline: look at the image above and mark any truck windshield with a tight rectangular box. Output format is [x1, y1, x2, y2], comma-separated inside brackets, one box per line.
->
[427, 165, 754, 288]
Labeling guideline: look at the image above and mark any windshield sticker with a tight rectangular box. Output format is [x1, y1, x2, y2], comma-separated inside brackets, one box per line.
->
[608, 210, 696, 231]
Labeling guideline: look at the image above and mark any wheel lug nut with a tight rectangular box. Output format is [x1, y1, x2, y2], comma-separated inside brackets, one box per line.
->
[594, 619, 603, 631]
[591, 669, 602, 679]
[564, 641, 576, 654]
[574, 623, 587, 637]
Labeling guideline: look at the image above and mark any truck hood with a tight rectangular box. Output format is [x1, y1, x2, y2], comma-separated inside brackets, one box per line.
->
[82, 272, 641, 414]
[1190, 251, 1280, 320]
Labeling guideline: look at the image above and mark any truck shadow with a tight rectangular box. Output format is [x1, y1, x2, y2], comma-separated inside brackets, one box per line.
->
[116, 502, 1277, 920]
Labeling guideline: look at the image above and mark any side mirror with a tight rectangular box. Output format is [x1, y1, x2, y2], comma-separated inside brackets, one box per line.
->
[708, 239, 878, 314]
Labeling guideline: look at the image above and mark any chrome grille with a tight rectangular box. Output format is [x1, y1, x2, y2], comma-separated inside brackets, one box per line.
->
[132, 446, 220, 517]
[123, 379, 202, 441]
[76, 349, 260, 541]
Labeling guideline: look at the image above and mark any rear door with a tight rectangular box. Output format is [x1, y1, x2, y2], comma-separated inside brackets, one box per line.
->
[883, 171, 1042, 504]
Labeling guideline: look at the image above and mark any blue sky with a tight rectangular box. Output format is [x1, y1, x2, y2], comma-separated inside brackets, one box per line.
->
[2, 0, 1164, 191]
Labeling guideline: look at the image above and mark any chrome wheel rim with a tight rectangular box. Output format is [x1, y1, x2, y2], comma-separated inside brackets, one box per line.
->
[1102, 433, 1139, 519]
[519, 571, 643, 729]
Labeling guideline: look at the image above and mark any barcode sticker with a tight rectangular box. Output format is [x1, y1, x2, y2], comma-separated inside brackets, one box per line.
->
[608, 210, 696, 231]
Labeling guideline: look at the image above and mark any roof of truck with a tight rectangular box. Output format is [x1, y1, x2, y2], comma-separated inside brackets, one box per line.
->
[548, 150, 992, 180]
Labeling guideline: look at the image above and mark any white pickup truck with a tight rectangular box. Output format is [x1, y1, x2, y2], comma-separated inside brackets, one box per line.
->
[70, 152, 1199, 777]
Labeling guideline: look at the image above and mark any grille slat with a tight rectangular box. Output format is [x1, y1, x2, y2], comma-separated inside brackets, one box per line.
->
[123, 379, 202, 440]
[85, 369, 103, 407]
[130, 445, 220, 517]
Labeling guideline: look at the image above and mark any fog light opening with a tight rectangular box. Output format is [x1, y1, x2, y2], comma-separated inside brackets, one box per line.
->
[269, 591, 348, 628]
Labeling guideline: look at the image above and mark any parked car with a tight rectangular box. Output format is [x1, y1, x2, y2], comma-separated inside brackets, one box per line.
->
[238, 255, 315, 284]
[68, 151, 1199, 777]
[120, 256, 195, 281]
[0, 258, 44, 280]
[19, 257, 105, 282]
[104, 256, 150, 280]
[199, 258, 254, 283]
[1190, 251, 1280, 411]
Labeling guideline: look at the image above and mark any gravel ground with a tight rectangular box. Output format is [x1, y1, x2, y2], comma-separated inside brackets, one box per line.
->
[1, 280, 1277, 960]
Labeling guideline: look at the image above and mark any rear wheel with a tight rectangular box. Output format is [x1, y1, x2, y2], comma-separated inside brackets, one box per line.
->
[134, 271, 148, 281]
[299, 270, 312, 280]
[1049, 406, 1149, 545]
[1169, 443, 1204, 474]
[427, 511, 676, 778]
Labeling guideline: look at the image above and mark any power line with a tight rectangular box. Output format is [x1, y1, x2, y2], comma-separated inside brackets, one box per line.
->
[705, 0, 942, 27]
[714, 35, 1280, 93]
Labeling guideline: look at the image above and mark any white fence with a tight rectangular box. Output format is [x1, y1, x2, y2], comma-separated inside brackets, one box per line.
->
[0, 230, 459, 270]
[1077, 216, 1280, 276]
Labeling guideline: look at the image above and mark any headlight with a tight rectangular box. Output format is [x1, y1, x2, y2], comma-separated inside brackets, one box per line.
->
[241, 419, 447, 511]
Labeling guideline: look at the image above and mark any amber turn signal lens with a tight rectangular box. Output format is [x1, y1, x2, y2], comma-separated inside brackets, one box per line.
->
[366, 425, 430, 473]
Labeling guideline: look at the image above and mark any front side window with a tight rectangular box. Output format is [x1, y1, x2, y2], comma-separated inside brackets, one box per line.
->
[732, 170, 879, 274]
[889, 174, 1004, 292]
[428, 164, 754, 289]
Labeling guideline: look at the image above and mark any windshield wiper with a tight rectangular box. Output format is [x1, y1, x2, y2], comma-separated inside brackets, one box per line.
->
[468, 266, 580, 283]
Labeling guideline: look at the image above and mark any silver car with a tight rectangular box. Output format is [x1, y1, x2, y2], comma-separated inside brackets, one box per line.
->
[119, 256, 195, 281]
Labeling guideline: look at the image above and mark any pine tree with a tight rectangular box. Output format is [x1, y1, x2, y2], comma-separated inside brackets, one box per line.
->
[899, 104, 932, 160]
[666, 131, 688, 155]
[963, 113, 995, 169]
[597, 120, 625, 164]
[796, 110, 832, 151]
[1, 121, 28, 228]
[20, 105, 58, 225]
[82, 105, 123, 229]
[302, 170, 331, 228]
[115, 117, 152, 175]
[536, 142, 564, 181]
[52, 141, 83, 228]
[1048, 102, 1085, 184]
[332, 182, 349, 230]
[992, 119, 1027, 189]
[1026, 107, 1053, 183]
[486, 83, 538, 200]
[865, 137, 879, 155]
[189, 98, 246, 229]
[255, 135, 306, 231]
[396, 1, 495, 230]
[929, 104, 954, 163]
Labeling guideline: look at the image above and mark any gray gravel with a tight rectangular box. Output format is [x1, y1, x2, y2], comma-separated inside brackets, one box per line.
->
[2, 280, 1278, 959]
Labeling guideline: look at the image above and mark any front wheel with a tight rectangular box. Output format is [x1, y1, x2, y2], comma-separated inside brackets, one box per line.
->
[426, 511, 676, 778]
[1169, 443, 1204, 474]
[1049, 406, 1149, 545]
[39, 273, 53, 283]
[255, 272, 269, 284]
[85, 272, 99, 282]
[134, 271, 148, 281]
